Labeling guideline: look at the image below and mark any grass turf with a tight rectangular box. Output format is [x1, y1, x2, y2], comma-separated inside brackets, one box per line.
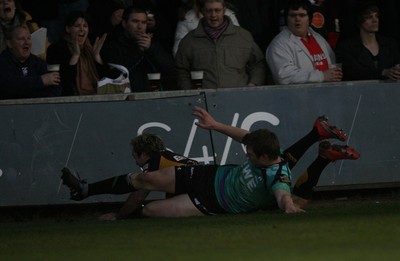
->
[1, 198, 400, 261]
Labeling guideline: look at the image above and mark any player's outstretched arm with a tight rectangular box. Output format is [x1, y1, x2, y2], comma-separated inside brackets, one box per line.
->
[98, 187, 150, 221]
[274, 190, 306, 214]
[193, 106, 249, 143]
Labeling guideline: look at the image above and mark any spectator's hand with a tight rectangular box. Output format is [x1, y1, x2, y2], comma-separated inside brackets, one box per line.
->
[382, 64, 400, 80]
[98, 212, 118, 221]
[70, 31, 81, 57]
[41, 72, 60, 86]
[93, 33, 107, 64]
[323, 68, 342, 82]
[193, 106, 218, 130]
[68, 32, 81, 65]
[136, 33, 153, 51]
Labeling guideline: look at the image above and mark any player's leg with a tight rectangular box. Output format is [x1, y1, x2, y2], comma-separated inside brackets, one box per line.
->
[283, 116, 347, 169]
[61, 166, 176, 200]
[87, 174, 136, 196]
[61, 167, 140, 201]
[292, 141, 360, 208]
[141, 194, 205, 217]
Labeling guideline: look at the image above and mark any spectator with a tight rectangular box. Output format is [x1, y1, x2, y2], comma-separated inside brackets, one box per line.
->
[46, 11, 108, 96]
[86, 0, 125, 43]
[19, 0, 89, 44]
[226, 0, 283, 57]
[0, 26, 60, 99]
[266, 0, 342, 85]
[308, 0, 344, 49]
[378, 0, 400, 53]
[132, 0, 181, 55]
[101, 6, 176, 92]
[173, 0, 239, 56]
[309, 0, 328, 38]
[335, 2, 400, 81]
[175, 0, 266, 90]
[0, 0, 47, 58]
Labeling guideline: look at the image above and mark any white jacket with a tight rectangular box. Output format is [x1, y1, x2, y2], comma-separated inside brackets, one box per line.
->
[173, 9, 239, 56]
[266, 27, 336, 84]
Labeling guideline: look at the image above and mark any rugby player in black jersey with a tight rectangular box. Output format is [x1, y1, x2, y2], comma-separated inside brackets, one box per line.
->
[61, 133, 197, 220]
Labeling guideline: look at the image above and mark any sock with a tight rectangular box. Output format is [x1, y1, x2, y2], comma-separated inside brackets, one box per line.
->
[87, 174, 135, 196]
[292, 156, 330, 199]
[284, 128, 319, 169]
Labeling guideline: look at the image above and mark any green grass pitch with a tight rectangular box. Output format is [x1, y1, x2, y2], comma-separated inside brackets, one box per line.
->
[1, 198, 400, 261]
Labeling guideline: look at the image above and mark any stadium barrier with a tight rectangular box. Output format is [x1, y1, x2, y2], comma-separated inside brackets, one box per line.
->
[1, 80, 399, 206]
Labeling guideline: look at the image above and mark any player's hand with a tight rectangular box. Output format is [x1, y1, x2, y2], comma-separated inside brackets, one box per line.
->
[98, 212, 118, 221]
[284, 205, 306, 214]
[275, 190, 306, 214]
[192, 106, 218, 130]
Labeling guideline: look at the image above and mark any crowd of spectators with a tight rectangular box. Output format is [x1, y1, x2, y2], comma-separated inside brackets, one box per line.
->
[0, 0, 399, 99]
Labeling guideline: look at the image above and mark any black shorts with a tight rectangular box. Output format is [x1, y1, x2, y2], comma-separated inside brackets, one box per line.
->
[175, 165, 227, 215]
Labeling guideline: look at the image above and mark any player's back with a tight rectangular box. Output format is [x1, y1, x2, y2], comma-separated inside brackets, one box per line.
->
[146, 150, 198, 171]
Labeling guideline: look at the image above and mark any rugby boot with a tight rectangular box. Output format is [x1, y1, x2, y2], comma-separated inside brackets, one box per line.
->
[314, 115, 347, 141]
[61, 167, 88, 201]
[319, 141, 360, 161]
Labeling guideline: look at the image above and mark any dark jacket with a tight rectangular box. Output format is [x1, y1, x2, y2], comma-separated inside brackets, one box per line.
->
[336, 34, 400, 80]
[101, 31, 176, 92]
[0, 49, 61, 99]
[46, 39, 107, 96]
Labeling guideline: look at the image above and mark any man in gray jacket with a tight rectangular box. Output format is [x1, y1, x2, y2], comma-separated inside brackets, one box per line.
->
[175, 0, 267, 89]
